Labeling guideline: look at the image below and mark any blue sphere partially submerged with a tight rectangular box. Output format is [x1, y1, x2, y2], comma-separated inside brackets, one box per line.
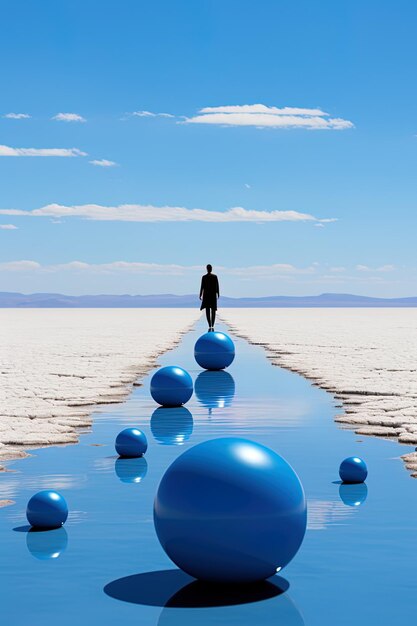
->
[339, 456, 368, 484]
[150, 366, 193, 407]
[115, 427, 148, 458]
[194, 332, 235, 371]
[154, 437, 307, 583]
[26, 490, 68, 529]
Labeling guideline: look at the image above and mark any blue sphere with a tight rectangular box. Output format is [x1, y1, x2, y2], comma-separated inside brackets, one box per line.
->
[151, 407, 193, 445]
[150, 366, 193, 407]
[339, 456, 368, 484]
[154, 438, 307, 583]
[194, 332, 235, 370]
[115, 427, 148, 458]
[26, 490, 68, 529]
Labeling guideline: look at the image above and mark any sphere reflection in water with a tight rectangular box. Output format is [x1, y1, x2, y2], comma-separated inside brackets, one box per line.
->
[195, 371, 235, 415]
[339, 483, 368, 507]
[115, 457, 148, 484]
[26, 527, 68, 560]
[157, 578, 304, 626]
[151, 407, 193, 446]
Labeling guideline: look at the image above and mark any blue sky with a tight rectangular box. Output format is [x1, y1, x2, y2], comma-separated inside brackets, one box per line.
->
[0, 0, 416, 297]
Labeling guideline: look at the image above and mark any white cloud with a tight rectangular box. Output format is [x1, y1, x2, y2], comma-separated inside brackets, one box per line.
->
[0, 203, 336, 223]
[244, 183, 251, 189]
[0, 145, 87, 157]
[356, 264, 395, 273]
[0, 260, 41, 271]
[89, 159, 118, 167]
[52, 112, 86, 123]
[131, 110, 175, 118]
[0, 260, 316, 277]
[184, 103, 353, 130]
[0, 224, 18, 230]
[3, 112, 31, 119]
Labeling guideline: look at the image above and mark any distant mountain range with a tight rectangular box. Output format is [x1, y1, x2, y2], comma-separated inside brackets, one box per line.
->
[1, 291, 417, 307]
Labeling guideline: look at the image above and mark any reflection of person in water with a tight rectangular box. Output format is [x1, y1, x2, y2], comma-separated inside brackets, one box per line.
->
[199, 264, 219, 331]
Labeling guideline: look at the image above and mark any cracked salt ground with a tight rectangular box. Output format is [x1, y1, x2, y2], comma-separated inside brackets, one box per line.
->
[1, 319, 417, 625]
[221, 308, 417, 474]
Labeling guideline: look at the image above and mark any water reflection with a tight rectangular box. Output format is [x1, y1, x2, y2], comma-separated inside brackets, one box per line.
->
[158, 577, 304, 626]
[114, 457, 148, 484]
[26, 527, 68, 560]
[151, 407, 193, 445]
[339, 483, 368, 507]
[195, 371, 235, 415]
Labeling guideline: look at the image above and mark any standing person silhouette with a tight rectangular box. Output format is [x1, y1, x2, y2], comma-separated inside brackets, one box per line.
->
[199, 264, 219, 331]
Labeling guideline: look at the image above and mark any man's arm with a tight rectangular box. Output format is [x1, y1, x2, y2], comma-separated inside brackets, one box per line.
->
[199, 276, 204, 299]
[216, 276, 220, 298]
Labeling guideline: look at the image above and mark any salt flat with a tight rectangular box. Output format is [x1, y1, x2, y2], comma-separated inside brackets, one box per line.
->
[221, 308, 417, 476]
[0, 309, 199, 465]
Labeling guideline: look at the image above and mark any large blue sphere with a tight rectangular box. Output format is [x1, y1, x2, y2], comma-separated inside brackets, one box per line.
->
[26, 490, 68, 529]
[150, 366, 193, 407]
[339, 456, 368, 484]
[194, 332, 235, 370]
[115, 427, 148, 458]
[154, 438, 307, 583]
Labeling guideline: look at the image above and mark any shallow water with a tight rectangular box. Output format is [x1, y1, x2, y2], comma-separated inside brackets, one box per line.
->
[1, 320, 417, 625]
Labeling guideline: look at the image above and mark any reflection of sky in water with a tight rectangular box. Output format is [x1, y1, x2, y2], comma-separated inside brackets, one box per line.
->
[307, 499, 355, 530]
[2, 321, 417, 625]
[151, 407, 193, 445]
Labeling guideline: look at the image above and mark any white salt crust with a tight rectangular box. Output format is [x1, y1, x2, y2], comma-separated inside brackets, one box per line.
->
[220, 308, 417, 477]
[0, 309, 200, 465]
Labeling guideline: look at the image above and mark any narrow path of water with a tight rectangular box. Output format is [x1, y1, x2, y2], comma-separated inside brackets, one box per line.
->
[1, 320, 416, 625]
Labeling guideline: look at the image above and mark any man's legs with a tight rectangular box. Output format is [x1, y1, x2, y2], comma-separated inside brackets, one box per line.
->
[206, 308, 211, 327]
[211, 308, 216, 327]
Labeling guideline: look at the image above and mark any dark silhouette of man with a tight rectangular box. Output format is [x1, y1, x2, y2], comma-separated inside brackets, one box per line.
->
[199, 264, 219, 331]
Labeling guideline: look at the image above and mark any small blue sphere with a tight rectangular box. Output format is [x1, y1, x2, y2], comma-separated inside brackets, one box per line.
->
[115, 427, 148, 458]
[339, 456, 368, 484]
[194, 332, 235, 370]
[150, 366, 193, 407]
[26, 490, 68, 529]
[154, 437, 307, 583]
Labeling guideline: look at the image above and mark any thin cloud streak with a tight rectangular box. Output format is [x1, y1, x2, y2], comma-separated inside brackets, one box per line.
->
[0, 146, 87, 157]
[89, 159, 118, 167]
[3, 112, 31, 119]
[0, 203, 336, 223]
[0, 224, 18, 230]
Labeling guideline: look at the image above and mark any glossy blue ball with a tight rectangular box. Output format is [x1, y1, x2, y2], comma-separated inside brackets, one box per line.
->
[26, 490, 68, 529]
[194, 332, 235, 370]
[115, 427, 148, 458]
[150, 366, 193, 407]
[154, 437, 307, 583]
[339, 456, 368, 484]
